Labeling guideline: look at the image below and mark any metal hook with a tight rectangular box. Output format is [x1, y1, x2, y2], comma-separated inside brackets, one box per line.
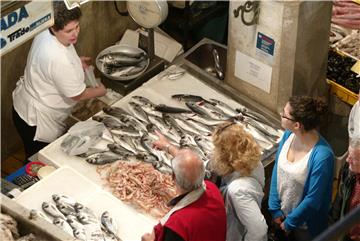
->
[233, 1, 260, 26]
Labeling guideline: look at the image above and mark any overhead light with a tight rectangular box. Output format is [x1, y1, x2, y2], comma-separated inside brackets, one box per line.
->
[63, 0, 91, 10]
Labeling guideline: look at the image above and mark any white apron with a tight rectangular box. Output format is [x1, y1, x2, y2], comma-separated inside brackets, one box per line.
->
[13, 77, 71, 143]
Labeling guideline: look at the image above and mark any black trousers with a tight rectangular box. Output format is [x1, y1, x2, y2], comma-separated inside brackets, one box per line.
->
[12, 107, 48, 160]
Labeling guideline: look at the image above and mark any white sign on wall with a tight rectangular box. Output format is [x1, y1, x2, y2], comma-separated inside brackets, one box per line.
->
[1, 1, 54, 56]
[234, 51, 273, 93]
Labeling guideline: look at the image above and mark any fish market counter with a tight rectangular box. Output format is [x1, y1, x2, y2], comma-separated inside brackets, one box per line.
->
[24, 66, 281, 240]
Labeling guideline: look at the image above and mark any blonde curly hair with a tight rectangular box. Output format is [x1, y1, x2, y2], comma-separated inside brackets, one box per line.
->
[210, 122, 261, 177]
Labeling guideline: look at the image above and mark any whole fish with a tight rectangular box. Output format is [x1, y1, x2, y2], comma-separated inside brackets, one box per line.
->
[99, 52, 147, 67]
[92, 115, 125, 129]
[52, 194, 76, 206]
[53, 218, 74, 236]
[76, 211, 99, 225]
[154, 104, 192, 114]
[128, 102, 150, 123]
[108, 143, 134, 156]
[110, 124, 140, 137]
[103, 106, 129, 117]
[132, 96, 156, 108]
[171, 94, 214, 104]
[56, 200, 76, 216]
[85, 151, 126, 165]
[42, 201, 66, 219]
[101, 211, 119, 239]
[209, 98, 238, 116]
[186, 102, 227, 121]
[73, 228, 87, 241]
[112, 133, 138, 154]
[67, 214, 85, 231]
[108, 64, 146, 77]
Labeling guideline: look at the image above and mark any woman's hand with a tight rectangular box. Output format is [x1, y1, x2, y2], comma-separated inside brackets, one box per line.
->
[152, 130, 170, 150]
[273, 216, 284, 226]
[80, 56, 91, 69]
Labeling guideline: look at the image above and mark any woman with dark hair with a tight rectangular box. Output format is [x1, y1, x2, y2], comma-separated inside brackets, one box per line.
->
[268, 96, 335, 241]
[12, 1, 106, 159]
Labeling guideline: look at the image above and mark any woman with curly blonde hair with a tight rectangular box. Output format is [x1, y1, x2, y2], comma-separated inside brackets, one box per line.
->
[210, 122, 268, 241]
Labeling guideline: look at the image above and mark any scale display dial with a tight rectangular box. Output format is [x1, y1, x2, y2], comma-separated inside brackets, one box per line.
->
[127, 0, 168, 29]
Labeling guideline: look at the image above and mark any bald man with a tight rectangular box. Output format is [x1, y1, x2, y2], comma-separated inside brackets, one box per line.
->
[142, 133, 226, 241]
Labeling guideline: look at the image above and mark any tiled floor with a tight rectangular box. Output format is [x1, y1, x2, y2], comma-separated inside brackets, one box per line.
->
[1, 147, 26, 178]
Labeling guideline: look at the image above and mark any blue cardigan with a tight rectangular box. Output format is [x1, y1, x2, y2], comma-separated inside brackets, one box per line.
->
[268, 130, 334, 237]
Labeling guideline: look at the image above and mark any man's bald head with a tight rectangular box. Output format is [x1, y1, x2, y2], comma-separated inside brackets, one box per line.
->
[172, 149, 205, 192]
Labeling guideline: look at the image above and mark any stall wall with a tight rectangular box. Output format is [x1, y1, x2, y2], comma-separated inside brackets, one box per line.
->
[1, 1, 136, 160]
[226, 1, 332, 114]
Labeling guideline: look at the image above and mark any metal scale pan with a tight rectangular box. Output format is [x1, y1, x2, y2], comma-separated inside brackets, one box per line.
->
[96, 44, 150, 81]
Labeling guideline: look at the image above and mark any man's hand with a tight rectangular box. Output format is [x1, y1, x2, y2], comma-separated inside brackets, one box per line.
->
[152, 130, 170, 150]
[141, 231, 155, 241]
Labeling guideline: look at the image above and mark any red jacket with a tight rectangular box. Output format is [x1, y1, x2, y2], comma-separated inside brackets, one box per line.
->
[154, 181, 226, 241]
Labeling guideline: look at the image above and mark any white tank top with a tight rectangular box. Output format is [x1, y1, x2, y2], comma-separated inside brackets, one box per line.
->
[277, 133, 312, 216]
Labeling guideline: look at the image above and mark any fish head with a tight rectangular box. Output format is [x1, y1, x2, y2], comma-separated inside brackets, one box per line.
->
[52, 194, 60, 202]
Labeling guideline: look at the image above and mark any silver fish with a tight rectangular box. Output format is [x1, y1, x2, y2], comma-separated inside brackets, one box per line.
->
[209, 98, 238, 116]
[112, 133, 138, 154]
[73, 228, 87, 241]
[67, 214, 85, 231]
[128, 102, 150, 123]
[131, 96, 156, 108]
[101, 211, 119, 238]
[76, 211, 98, 225]
[85, 152, 125, 165]
[99, 52, 147, 67]
[42, 201, 66, 219]
[171, 94, 214, 104]
[56, 201, 76, 216]
[74, 203, 96, 218]
[52, 194, 76, 206]
[53, 218, 74, 236]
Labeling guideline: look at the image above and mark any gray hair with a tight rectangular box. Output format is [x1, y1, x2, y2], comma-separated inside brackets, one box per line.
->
[172, 150, 205, 192]
[349, 138, 360, 149]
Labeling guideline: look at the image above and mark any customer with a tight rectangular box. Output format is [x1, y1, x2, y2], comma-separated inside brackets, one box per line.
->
[12, 1, 107, 159]
[142, 143, 226, 241]
[210, 122, 268, 241]
[330, 138, 360, 241]
[349, 89, 360, 141]
[268, 96, 335, 240]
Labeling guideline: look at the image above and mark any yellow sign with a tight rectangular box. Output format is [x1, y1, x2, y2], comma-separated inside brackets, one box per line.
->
[351, 60, 360, 75]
